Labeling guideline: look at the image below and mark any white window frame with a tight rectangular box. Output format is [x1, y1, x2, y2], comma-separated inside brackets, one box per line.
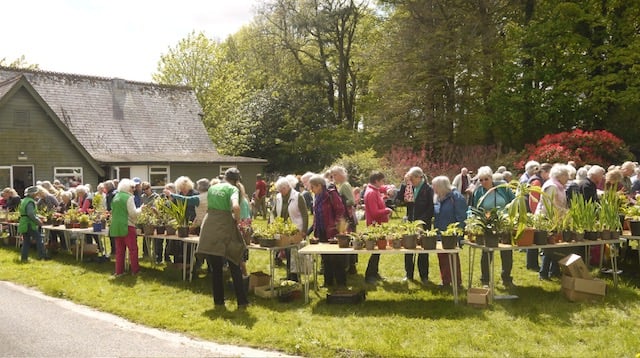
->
[54, 167, 83, 188]
[149, 166, 170, 189]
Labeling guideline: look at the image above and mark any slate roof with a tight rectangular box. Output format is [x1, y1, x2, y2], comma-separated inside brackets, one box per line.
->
[0, 67, 265, 164]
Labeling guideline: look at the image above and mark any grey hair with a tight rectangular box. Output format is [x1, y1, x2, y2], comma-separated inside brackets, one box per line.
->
[285, 174, 298, 189]
[275, 176, 292, 191]
[549, 163, 571, 179]
[117, 178, 135, 193]
[525, 161, 540, 174]
[431, 176, 453, 196]
[587, 165, 605, 179]
[330, 165, 348, 177]
[576, 167, 588, 181]
[308, 174, 326, 188]
[301, 171, 315, 183]
[406, 166, 424, 179]
[196, 178, 210, 193]
[476, 166, 493, 179]
[174, 176, 194, 193]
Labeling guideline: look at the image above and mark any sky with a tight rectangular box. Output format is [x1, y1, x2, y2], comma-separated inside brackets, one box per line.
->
[1, 0, 259, 82]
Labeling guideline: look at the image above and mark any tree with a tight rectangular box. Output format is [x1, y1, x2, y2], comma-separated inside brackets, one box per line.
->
[0, 55, 39, 70]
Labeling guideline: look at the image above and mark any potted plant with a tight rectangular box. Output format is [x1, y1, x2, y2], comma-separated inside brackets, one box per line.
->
[599, 189, 623, 239]
[421, 227, 439, 250]
[77, 214, 90, 229]
[137, 205, 157, 235]
[349, 232, 366, 250]
[440, 222, 463, 249]
[335, 218, 351, 248]
[363, 226, 380, 250]
[623, 204, 640, 236]
[466, 207, 503, 247]
[399, 219, 425, 249]
[532, 214, 552, 245]
[163, 199, 189, 237]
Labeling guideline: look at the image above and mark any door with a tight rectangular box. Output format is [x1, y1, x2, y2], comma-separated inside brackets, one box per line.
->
[12, 165, 34, 196]
[0, 166, 10, 189]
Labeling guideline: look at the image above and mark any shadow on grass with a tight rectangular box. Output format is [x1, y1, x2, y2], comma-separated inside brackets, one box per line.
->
[202, 307, 258, 328]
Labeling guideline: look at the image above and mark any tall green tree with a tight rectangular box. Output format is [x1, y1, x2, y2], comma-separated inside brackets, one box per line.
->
[0, 55, 39, 70]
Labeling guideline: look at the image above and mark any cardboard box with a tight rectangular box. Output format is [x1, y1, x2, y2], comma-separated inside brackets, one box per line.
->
[249, 271, 271, 292]
[326, 289, 366, 304]
[561, 275, 606, 302]
[558, 254, 592, 279]
[467, 287, 490, 307]
[254, 284, 277, 298]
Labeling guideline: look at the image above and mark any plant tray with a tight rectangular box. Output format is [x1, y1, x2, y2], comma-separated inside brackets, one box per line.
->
[326, 289, 366, 304]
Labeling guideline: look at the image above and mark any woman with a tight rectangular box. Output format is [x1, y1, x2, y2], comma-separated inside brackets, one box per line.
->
[272, 176, 309, 281]
[167, 176, 199, 265]
[1, 187, 21, 211]
[402, 167, 434, 285]
[18, 186, 48, 262]
[197, 168, 249, 309]
[109, 179, 141, 276]
[331, 165, 357, 274]
[310, 174, 347, 287]
[536, 164, 571, 280]
[363, 171, 393, 284]
[432, 176, 466, 288]
[471, 166, 515, 288]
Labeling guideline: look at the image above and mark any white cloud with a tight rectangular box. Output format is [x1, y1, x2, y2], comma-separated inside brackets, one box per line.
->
[1, 0, 258, 82]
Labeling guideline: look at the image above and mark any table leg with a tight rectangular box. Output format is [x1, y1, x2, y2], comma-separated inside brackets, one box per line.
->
[269, 248, 275, 294]
[467, 245, 474, 289]
[189, 243, 196, 282]
[489, 250, 494, 304]
[449, 253, 458, 305]
[611, 244, 619, 288]
[182, 240, 187, 281]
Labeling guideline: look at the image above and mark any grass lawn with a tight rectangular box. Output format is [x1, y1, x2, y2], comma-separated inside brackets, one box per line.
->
[1, 218, 640, 357]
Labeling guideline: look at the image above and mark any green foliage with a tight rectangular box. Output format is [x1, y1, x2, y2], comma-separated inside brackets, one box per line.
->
[329, 148, 388, 187]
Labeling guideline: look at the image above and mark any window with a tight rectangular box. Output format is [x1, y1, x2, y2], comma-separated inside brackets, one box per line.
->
[14, 111, 30, 126]
[149, 166, 169, 188]
[54, 167, 83, 188]
[219, 166, 236, 177]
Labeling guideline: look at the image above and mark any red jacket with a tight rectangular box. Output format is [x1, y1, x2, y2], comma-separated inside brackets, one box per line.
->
[312, 188, 345, 241]
[364, 183, 390, 226]
[255, 180, 267, 198]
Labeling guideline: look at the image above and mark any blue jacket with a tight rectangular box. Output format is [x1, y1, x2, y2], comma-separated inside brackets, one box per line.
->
[434, 190, 468, 231]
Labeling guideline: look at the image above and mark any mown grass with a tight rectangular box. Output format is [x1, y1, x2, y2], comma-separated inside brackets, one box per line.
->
[1, 218, 640, 357]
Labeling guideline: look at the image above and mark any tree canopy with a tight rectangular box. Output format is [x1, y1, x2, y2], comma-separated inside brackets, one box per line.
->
[154, 0, 640, 172]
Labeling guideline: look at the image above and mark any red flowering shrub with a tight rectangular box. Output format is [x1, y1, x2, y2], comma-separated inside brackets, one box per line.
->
[516, 129, 633, 168]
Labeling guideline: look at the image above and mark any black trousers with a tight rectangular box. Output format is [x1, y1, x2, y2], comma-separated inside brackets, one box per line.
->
[322, 254, 347, 286]
[404, 253, 429, 280]
[208, 255, 248, 306]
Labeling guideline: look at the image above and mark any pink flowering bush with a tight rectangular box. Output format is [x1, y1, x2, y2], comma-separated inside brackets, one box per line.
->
[517, 129, 633, 168]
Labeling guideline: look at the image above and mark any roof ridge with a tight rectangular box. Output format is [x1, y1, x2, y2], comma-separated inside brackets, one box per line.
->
[0, 65, 192, 91]
[0, 73, 22, 88]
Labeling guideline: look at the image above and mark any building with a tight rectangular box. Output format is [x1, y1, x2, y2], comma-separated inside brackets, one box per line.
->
[0, 66, 266, 195]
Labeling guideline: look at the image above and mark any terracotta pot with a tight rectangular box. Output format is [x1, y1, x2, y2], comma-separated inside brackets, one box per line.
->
[517, 228, 535, 246]
[376, 238, 387, 250]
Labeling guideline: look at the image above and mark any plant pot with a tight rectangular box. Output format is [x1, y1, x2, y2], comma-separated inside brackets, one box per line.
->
[259, 237, 277, 247]
[600, 229, 611, 240]
[155, 225, 166, 235]
[92, 222, 103, 233]
[402, 234, 418, 249]
[376, 238, 387, 250]
[353, 240, 365, 250]
[391, 238, 402, 249]
[421, 236, 437, 250]
[474, 235, 485, 246]
[483, 233, 500, 248]
[611, 230, 621, 240]
[574, 232, 585, 241]
[548, 232, 561, 244]
[166, 226, 177, 235]
[365, 240, 376, 250]
[562, 230, 573, 243]
[584, 231, 599, 241]
[336, 234, 351, 248]
[143, 224, 155, 236]
[517, 228, 535, 246]
[177, 226, 189, 238]
[441, 235, 458, 249]
[533, 230, 548, 245]
[629, 220, 640, 236]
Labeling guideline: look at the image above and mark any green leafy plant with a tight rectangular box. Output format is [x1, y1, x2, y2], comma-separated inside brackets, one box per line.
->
[599, 189, 623, 231]
[568, 194, 598, 233]
[163, 198, 189, 227]
[442, 222, 464, 237]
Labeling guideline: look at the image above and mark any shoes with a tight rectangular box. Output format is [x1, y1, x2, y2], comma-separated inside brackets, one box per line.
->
[401, 277, 411, 283]
[527, 267, 541, 272]
[504, 281, 517, 289]
[539, 276, 551, 281]
[375, 273, 385, 281]
[110, 273, 126, 280]
[365, 276, 377, 284]
[421, 278, 430, 286]
[237, 303, 250, 311]
[39, 256, 52, 261]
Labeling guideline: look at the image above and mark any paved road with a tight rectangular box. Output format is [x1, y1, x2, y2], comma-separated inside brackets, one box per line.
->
[0, 281, 291, 357]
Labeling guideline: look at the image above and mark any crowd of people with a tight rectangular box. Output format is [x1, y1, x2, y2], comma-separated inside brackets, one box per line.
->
[4, 158, 639, 309]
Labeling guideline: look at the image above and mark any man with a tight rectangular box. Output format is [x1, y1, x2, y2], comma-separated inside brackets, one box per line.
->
[452, 167, 471, 201]
[620, 161, 636, 196]
[132, 177, 143, 208]
[254, 174, 267, 219]
[579, 165, 605, 203]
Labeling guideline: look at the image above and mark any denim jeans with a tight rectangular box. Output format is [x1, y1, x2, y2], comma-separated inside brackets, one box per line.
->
[21, 228, 46, 261]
